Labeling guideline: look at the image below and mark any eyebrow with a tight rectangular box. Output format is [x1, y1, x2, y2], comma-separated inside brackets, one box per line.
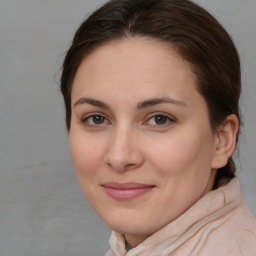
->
[137, 97, 187, 109]
[73, 97, 187, 109]
[74, 98, 110, 109]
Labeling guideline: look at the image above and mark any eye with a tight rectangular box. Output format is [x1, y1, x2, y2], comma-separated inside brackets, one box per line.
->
[82, 113, 110, 127]
[145, 113, 175, 127]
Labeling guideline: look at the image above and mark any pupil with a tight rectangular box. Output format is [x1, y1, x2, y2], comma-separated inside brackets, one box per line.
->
[93, 116, 104, 124]
[155, 116, 167, 125]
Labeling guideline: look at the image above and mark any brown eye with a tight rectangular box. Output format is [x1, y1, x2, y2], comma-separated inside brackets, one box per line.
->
[146, 113, 175, 127]
[82, 114, 109, 127]
[154, 115, 168, 125]
[92, 115, 105, 124]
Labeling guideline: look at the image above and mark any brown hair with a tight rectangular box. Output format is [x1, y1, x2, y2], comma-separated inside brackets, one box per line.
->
[60, 0, 241, 179]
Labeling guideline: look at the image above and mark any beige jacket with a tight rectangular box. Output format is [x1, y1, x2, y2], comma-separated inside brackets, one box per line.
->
[105, 178, 256, 256]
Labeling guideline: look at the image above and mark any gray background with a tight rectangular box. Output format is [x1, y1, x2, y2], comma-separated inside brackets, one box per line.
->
[0, 0, 255, 255]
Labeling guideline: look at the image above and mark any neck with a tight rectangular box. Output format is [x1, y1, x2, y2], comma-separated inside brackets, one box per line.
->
[124, 233, 150, 248]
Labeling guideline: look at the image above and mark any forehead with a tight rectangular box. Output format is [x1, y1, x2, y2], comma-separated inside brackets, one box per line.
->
[71, 37, 199, 102]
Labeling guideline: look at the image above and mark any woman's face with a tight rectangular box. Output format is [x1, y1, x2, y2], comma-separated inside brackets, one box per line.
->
[69, 37, 219, 246]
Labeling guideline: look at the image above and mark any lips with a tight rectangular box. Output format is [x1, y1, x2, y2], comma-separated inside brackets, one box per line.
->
[101, 182, 155, 200]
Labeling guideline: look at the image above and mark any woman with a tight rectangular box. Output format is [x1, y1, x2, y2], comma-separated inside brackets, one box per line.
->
[60, 0, 256, 255]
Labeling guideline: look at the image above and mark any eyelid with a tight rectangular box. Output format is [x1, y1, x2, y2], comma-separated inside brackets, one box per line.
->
[81, 112, 111, 127]
[80, 111, 176, 128]
[81, 111, 105, 120]
[147, 111, 175, 119]
[143, 112, 176, 126]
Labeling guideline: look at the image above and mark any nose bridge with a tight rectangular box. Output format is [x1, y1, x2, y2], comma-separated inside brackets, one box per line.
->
[104, 123, 143, 171]
[113, 124, 132, 151]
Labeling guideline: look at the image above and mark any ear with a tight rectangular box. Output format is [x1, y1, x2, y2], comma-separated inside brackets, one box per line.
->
[211, 114, 239, 169]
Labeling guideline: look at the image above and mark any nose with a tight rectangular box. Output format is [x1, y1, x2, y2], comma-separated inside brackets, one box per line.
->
[104, 127, 144, 172]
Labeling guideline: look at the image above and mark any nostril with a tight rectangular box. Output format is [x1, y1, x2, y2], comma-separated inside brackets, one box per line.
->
[124, 163, 137, 170]
[103, 134, 144, 171]
[105, 153, 144, 172]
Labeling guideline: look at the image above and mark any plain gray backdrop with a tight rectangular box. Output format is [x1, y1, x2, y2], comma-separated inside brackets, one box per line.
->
[0, 0, 255, 255]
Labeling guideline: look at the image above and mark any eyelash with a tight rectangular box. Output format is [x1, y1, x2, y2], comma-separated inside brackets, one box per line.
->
[144, 112, 176, 127]
[81, 112, 176, 128]
[81, 112, 110, 128]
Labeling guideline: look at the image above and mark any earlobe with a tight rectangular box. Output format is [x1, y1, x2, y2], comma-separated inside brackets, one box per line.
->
[211, 114, 239, 169]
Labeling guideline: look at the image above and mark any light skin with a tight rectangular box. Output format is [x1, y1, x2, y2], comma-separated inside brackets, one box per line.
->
[69, 37, 238, 247]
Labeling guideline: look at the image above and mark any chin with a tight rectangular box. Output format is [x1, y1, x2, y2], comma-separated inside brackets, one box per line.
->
[100, 208, 160, 238]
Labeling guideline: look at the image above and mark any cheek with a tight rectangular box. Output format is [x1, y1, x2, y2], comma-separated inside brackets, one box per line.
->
[69, 130, 103, 177]
[147, 131, 214, 176]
